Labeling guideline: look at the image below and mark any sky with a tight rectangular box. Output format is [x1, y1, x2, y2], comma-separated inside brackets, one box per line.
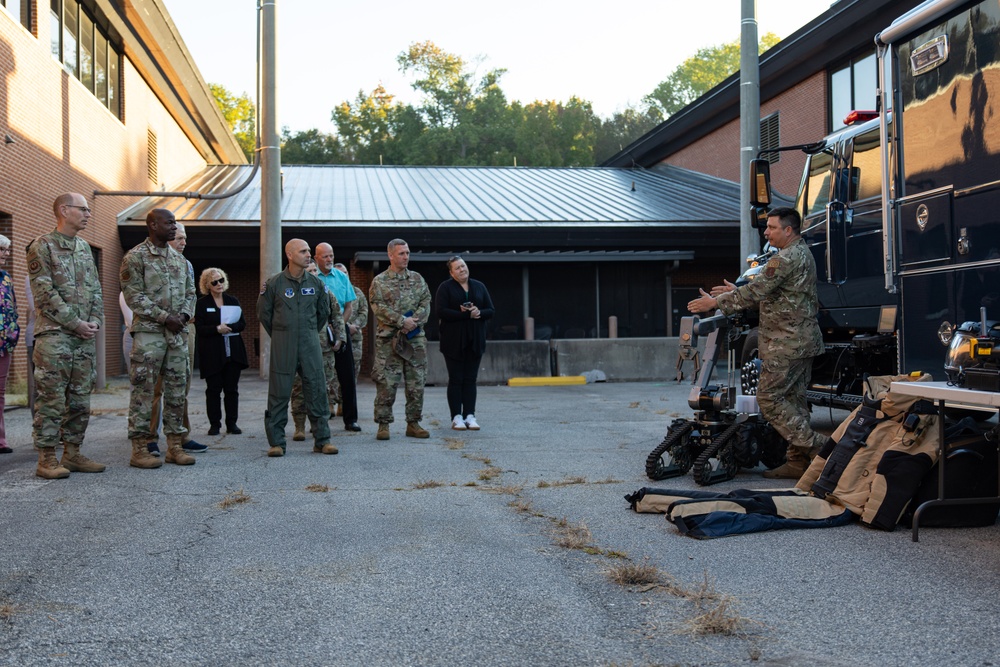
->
[161, 0, 836, 135]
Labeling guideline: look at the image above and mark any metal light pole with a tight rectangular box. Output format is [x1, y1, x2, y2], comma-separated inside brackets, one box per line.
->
[739, 0, 761, 265]
[259, 0, 281, 378]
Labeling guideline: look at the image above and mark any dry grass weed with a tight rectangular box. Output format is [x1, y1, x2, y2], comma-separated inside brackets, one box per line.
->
[443, 437, 465, 450]
[550, 517, 593, 550]
[606, 561, 664, 587]
[304, 484, 330, 492]
[218, 490, 252, 509]
[412, 480, 445, 490]
[478, 465, 502, 481]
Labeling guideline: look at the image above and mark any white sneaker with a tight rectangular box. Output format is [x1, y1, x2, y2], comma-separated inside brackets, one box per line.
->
[464, 415, 480, 430]
[451, 415, 467, 430]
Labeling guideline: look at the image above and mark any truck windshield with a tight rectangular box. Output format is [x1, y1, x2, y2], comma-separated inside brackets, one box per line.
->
[803, 150, 833, 217]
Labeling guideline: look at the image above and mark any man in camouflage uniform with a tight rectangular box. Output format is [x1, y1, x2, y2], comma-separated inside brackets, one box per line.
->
[147, 222, 208, 452]
[121, 208, 197, 469]
[27, 193, 106, 479]
[369, 238, 432, 441]
[336, 262, 367, 381]
[258, 239, 336, 457]
[688, 207, 824, 479]
[290, 262, 346, 445]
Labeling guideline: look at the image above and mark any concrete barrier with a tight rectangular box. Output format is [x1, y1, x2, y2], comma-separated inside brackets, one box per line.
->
[425, 337, 685, 385]
[425, 340, 551, 386]
[553, 337, 681, 382]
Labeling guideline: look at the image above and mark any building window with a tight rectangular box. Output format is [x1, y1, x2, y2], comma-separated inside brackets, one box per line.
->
[829, 52, 877, 131]
[50, 0, 122, 118]
[760, 112, 780, 164]
[1, 0, 32, 31]
[147, 129, 158, 184]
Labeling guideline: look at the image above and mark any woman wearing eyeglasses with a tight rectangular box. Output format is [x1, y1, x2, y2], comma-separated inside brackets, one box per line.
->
[195, 268, 248, 436]
[0, 235, 18, 454]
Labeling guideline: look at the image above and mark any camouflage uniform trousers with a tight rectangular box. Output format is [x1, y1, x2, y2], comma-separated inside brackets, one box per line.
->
[32, 332, 96, 449]
[149, 325, 195, 441]
[290, 347, 338, 419]
[127, 330, 190, 441]
[756, 355, 823, 454]
[372, 335, 426, 425]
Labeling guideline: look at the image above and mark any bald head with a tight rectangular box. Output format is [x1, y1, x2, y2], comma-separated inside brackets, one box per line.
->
[314, 242, 334, 274]
[285, 238, 312, 276]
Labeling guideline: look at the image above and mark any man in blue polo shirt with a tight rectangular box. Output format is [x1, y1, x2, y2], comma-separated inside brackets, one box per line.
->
[314, 242, 361, 431]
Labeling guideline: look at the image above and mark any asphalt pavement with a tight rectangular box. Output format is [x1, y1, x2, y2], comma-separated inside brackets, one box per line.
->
[0, 374, 998, 666]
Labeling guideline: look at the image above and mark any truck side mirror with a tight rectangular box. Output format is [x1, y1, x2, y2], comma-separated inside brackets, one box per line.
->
[827, 200, 848, 285]
[749, 159, 772, 207]
[750, 205, 769, 229]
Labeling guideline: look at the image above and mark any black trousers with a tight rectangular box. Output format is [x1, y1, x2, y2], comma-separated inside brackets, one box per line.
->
[444, 353, 482, 418]
[335, 328, 358, 425]
[205, 362, 243, 429]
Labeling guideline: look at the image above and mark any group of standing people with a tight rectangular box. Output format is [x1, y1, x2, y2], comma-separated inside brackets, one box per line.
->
[10, 194, 496, 479]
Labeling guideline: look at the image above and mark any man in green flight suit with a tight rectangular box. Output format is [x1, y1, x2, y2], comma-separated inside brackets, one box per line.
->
[688, 207, 825, 480]
[257, 239, 336, 456]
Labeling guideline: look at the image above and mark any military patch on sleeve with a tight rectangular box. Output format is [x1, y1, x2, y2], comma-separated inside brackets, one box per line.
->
[260, 282, 267, 295]
[120, 269, 131, 282]
[28, 259, 41, 275]
[764, 257, 780, 278]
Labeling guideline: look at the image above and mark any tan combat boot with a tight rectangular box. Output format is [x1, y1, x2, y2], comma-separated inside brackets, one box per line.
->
[335, 404, 343, 417]
[36, 448, 71, 480]
[405, 422, 430, 439]
[292, 414, 306, 441]
[313, 442, 339, 455]
[61, 444, 106, 473]
[762, 446, 811, 480]
[376, 424, 390, 441]
[267, 445, 285, 457]
[164, 435, 195, 466]
[130, 439, 163, 469]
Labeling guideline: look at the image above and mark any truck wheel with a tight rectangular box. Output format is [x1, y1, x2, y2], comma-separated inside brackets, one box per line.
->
[740, 328, 761, 396]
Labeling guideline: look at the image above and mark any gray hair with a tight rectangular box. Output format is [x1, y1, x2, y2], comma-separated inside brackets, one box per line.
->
[387, 238, 408, 252]
[0, 234, 10, 250]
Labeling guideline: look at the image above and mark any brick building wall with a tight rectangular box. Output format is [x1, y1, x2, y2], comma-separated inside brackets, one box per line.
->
[664, 72, 829, 199]
[0, 8, 210, 388]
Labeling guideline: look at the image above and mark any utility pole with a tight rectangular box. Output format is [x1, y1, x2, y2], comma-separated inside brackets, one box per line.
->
[259, 0, 280, 378]
[739, 0, 761, 266]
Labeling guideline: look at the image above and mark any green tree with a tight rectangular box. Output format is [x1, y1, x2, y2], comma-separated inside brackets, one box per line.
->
[594, 105, 663, 164]
[332, 84, 421, 164]
[645, 32, 782, 118]
[209, 83, 256, 161]
[397, 40, 512, 163]
[280, 127, 343, 164]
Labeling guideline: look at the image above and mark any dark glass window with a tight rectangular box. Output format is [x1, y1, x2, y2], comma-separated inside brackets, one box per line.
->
[50, 0, 122, 118]
[830, 52, 877, 131]
[1, 0, 32, 31]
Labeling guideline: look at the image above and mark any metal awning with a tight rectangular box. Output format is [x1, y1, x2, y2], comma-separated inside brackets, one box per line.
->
[354, 249, 694, 263]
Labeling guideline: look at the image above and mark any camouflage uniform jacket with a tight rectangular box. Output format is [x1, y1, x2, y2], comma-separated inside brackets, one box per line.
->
[716, 237, 823, 360]
[348, 285, 368, 333]
[369, 268, 431, 339]
[27, 230, 104, 336]
[120, 238, 196, 334]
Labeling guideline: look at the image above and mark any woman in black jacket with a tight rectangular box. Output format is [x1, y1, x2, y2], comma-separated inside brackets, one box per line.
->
[435, 257, 495, 431]
[195, 268, 249, 435]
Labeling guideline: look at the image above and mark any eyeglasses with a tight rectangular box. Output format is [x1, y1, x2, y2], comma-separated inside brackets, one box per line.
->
[64, 205, 91, 213]
[0, 248, 10, 254]
[210, 279, 225, 286]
